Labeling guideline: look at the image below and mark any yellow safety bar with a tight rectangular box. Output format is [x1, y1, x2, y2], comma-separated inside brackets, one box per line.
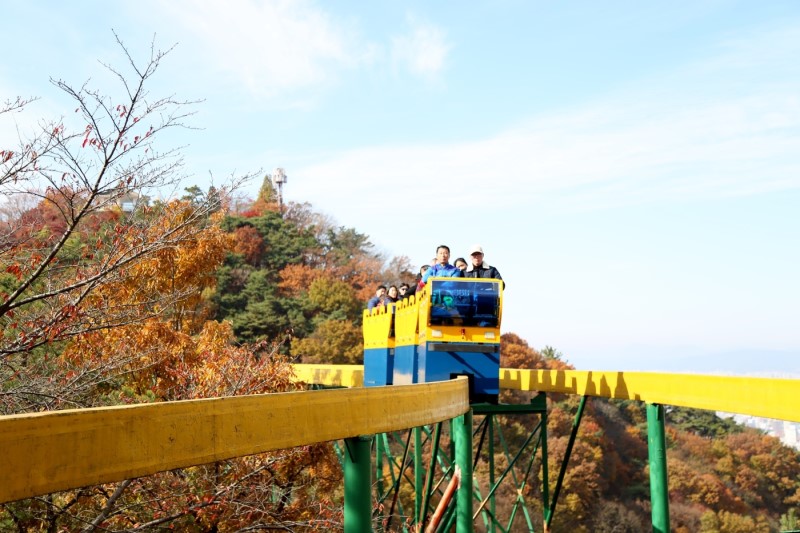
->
[363, 279, 504, 347]
[294, 364, 800, 423]
[362, 302, 395, 349]
[0, 378, 469, 504]
[500, 369, 800, 422]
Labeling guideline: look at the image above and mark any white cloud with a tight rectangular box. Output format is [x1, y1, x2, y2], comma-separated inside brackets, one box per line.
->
[148, 0, 368, 99]
[290, 18, 800, 221]
[391, 16, 451, 80]
[126, 2, 452, 102]
[294, 87, 800, 219]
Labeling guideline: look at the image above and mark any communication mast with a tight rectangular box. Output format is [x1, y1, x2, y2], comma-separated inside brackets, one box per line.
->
[271, 167, 287, 215]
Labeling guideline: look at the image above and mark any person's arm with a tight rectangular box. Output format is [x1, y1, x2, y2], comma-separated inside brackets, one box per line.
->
[492, 267, 506, 289]
[421, 265, 435, 284]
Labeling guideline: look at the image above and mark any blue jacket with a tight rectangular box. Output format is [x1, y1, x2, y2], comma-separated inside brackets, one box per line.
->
[422, 263, 462, 283]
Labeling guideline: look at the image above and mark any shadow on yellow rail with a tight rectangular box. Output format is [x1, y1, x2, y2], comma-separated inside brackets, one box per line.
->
[498, 369, 800, 423]
[292, 363, 800, 423]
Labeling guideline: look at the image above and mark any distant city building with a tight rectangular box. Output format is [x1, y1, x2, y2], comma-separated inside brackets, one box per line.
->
[720, 412, 800, 451]
[96, 191, 139, 212]
[784, 421, 798, 448]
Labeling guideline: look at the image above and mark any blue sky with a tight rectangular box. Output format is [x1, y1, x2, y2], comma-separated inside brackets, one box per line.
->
[2, 1, 799, 372]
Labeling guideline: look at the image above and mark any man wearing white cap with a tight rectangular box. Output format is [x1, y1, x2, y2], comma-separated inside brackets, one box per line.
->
[464, 245, 504, 286]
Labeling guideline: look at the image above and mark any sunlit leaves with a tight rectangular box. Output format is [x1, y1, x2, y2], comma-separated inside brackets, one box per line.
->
[292, 319, 362, 364]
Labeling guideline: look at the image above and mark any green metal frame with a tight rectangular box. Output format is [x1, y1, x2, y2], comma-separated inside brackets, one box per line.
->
[471, 397, 548, 532]
[545, 395, 588, 530]
[358, 393, 556, 532]
[337, 391, 679, 532]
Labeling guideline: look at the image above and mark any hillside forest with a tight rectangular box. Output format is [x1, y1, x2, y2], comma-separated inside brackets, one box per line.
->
[1, 41, 799, 532]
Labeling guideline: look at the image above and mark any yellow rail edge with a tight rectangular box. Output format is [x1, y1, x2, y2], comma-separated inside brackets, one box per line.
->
[293, 363, 364, 387]
[0, 378, 468, 504]
[500, 369, 800, 423]
[293, 364, 800, 423]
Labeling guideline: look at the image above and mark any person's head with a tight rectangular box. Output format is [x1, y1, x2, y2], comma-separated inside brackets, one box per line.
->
[399, 283, 410, 296]
[469, 244, 484, 268]
[441, 291, 454, 307]
[435, 245, 451, 266]
[388, 285, 398, 298]
[375, 285, 387, 298]
[454, 257, 468, 271]
[420, 264, 430, 276]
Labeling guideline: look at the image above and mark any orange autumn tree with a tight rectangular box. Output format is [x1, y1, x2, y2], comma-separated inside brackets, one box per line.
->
[62, 201, 233, 400]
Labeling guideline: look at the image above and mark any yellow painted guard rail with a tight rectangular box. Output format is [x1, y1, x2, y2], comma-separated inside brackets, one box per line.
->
[3, 365, 798, 505]
[499, 369, 800, 423]
[291, 364, 800, 423]
[293, 363, 364, 387]
[0, 379, 469, 504]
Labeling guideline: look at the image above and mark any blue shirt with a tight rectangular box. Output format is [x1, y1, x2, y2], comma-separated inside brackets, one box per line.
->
[422, 263, 462, 283]
[367, 296, 383, 311]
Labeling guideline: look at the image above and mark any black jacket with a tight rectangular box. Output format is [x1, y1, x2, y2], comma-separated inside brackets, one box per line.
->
[464, 263, 505, 287]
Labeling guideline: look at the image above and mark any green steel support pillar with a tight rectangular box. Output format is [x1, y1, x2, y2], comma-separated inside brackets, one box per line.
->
[546, 395, 587, 531]
[540, 399, 550, 528]
[454, 410, 474, 533]
[647, 403, 670, 533]
[375, 433, 384, 497]
[344, 435, 373, 533]
[488, 414, 496, 533]
[415, 426, 423, 524]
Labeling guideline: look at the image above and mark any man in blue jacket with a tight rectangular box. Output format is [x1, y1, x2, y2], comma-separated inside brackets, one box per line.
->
[367, 285, 387, 311]
[421, 244, 463, 285]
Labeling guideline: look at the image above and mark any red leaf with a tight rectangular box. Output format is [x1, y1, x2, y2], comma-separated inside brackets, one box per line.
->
[6, 264, 22, 279]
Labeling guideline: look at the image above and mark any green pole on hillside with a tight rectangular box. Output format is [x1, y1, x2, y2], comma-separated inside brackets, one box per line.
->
[344, 435, 373, 533]
[647, 404, 670, 533]
[546, 395, 588, 530]
[415, 427, 423, 524]
[454, 410, 474, 533]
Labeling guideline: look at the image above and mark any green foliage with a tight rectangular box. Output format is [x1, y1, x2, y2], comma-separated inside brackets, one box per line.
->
[182, 185, 205, 204]
[541, 345, 564, 361]
[307, 277, 362, 322]
[292, 319, 362, 364]
[666, 406, 744, 438]
[228, 274, 291, 343]
[781, 508, 799, 531]
[319, 226, 374, 268]
[222, 211, 315, 276]
[214, 205, 383, 351]
[257, 174, 277, 204]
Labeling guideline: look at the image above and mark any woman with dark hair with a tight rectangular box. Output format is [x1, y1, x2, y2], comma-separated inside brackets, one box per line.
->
[386, 285, 399, 303]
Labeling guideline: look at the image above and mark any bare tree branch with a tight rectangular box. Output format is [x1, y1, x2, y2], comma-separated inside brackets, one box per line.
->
[0, 36, 249, 359]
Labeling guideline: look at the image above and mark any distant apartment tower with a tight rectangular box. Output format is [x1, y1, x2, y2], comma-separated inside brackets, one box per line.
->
[783, 421, 799, 449]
